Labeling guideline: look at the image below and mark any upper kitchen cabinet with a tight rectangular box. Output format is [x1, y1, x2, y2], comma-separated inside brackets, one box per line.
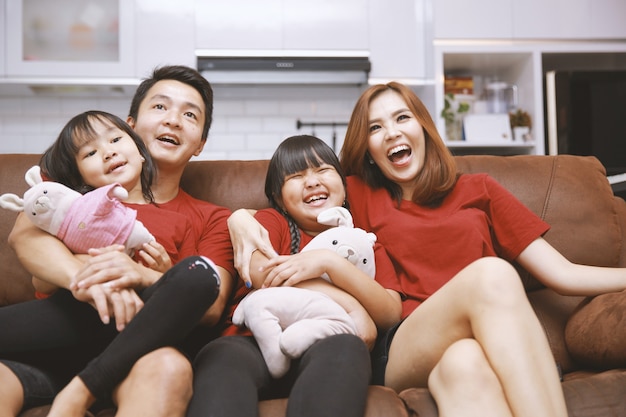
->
[368, 0, 434, 83]
[134, 0, 196, 79]
[512, 0, 626, 40]
[4, 0, 135, 78]
[0, 0, 5, 77]
[435, 0, 626, 40]
[433, 0, 513, 40]
[195, 0, 368, 52]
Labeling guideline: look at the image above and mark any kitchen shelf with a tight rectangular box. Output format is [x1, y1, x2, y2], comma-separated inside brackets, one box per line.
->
[434, 40, 626, 157]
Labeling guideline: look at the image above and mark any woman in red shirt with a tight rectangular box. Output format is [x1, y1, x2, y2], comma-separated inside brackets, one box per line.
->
[230, 82, 626, 417]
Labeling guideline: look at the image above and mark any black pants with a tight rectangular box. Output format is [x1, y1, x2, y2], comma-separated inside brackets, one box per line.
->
[0, 255, 220, 408]
[187, 334, 371, 417]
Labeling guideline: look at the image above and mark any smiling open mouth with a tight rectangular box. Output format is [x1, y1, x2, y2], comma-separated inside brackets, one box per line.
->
[387, 145, 412, 163]
[305, 194, 328, 203]
[157, 136, 179, 145]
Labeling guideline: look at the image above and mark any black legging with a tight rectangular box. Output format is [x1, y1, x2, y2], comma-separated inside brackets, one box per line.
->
[187, 334, 371, 417]
[0, 255, 220, 401]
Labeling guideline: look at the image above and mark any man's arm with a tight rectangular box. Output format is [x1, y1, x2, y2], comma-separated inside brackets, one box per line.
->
[9, 212, 82, 290]
[10, 213, 144, 328]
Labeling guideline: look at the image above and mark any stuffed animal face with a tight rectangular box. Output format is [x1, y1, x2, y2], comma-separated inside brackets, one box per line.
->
[0, 165, 82, 235]
[22, 180, 84, 236]
[301, 207, 377, 280]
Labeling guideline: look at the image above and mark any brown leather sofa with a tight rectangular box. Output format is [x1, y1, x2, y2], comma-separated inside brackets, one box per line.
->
[1, 153, 625, 417]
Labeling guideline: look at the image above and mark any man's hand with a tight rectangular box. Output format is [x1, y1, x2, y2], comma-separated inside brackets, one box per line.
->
[72, 282, 144, 331]
[71, 245, 160, 291]
[227, 209, 277, 287]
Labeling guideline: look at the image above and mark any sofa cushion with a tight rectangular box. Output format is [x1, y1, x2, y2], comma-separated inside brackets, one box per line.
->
[565, 290, 626, 369]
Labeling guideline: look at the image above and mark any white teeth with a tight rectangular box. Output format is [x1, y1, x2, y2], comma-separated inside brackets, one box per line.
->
[305, 194, 327, 203]
[388, 145, 409, 157]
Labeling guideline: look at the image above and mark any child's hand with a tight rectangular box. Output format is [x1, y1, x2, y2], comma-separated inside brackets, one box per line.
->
[137, 241, 172, 273]
[261, 250, 332, 288]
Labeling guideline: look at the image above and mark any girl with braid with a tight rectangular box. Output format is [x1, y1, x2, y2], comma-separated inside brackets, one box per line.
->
[187, 135, 402, 417]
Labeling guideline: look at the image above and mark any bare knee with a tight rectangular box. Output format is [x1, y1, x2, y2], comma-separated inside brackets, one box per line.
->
[429, 339, 502, 397]
[464, 257, 527, 307]
[114, 347, 193, 408]
[429, 339, 512, 416]
[0, 363, 24, 417]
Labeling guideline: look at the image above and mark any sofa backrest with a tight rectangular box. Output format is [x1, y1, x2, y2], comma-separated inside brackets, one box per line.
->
[180, 154, 626, 279]
[1, 153, 625, 299]
[2, 153, 624, 373]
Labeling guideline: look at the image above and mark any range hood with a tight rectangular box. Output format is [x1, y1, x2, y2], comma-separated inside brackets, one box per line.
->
[197, 50, 370, 85]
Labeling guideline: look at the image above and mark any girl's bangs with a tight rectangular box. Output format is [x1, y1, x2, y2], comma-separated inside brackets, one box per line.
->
[71, 114, 109, 151]
[280, 147, 325, 178]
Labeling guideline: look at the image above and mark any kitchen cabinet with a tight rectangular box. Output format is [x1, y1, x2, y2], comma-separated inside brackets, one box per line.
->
[0, 0, 5, 77]
[4, 0, 135, 78]
[195, 0, 368, 52]
[134, 0, 195, 79]
[435, 0, 626, 40]
[368, 0, 434, 83]
[433, 0, 513, 40]
[512, 0, 626, 39]
[434, 42, 542, 155]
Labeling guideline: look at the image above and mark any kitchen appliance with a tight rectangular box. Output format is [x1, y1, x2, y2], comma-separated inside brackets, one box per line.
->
[545, 69, 626, 179]
[196, 51, 371, 85]
[484, 81, 518, 113]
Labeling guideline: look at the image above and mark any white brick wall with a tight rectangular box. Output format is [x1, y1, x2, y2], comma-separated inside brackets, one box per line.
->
[0, 84, 434, 160]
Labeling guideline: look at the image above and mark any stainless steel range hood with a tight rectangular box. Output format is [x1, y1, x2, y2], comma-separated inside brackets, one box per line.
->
[197, 50, 370, 85]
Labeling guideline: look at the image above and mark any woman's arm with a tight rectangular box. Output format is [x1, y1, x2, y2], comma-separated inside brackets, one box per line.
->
[228, 209, 277, 286]
[517, 237, 626, 296]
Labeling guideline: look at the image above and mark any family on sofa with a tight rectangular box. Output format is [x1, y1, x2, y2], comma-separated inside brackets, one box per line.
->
[0, 64, 624, 417]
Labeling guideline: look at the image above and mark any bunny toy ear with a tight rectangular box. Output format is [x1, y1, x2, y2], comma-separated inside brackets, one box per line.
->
[0, 193, 25, 212]
[25, 165, 43, 187]
[316, 206, 354, 228]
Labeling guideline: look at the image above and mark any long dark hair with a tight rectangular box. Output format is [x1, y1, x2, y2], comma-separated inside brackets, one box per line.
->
[340, 82, 458, 206]
[40, 110, 156, 203]
[265, 135, 348, 254]
[128, 65, 214, 142]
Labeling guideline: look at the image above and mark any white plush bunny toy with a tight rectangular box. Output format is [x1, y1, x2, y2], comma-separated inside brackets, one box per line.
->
[0, 165, 154, 256]
[232, 206, 377, 378]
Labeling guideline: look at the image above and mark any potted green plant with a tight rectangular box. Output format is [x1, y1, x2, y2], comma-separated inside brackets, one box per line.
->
[441, 93, 471, 141]
[509, 109, 532, 142]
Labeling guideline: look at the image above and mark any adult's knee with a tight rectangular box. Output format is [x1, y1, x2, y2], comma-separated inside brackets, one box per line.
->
[133, 347, 192, 386]
[115, 348, 193, 407]
[429, 339, 501, 395]
[465, 257, 527, 307]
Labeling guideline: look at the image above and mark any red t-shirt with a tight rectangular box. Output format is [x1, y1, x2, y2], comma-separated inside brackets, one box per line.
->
[346, 173, 550, 319]
[35, 188, 234, 299]
[157, 189, 235, 278]
[222, 207, 403, 336]
[125, 201, 196, 264]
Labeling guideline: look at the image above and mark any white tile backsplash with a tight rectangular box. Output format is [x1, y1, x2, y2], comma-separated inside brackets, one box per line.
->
[0, 84, 434, 160]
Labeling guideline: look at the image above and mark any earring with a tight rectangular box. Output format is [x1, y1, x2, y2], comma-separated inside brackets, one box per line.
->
[140, 156, 145, 162]
[368, 157, 375, 165]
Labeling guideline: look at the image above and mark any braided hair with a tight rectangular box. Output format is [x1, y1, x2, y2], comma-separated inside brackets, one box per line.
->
[264, 135, 348, 255]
